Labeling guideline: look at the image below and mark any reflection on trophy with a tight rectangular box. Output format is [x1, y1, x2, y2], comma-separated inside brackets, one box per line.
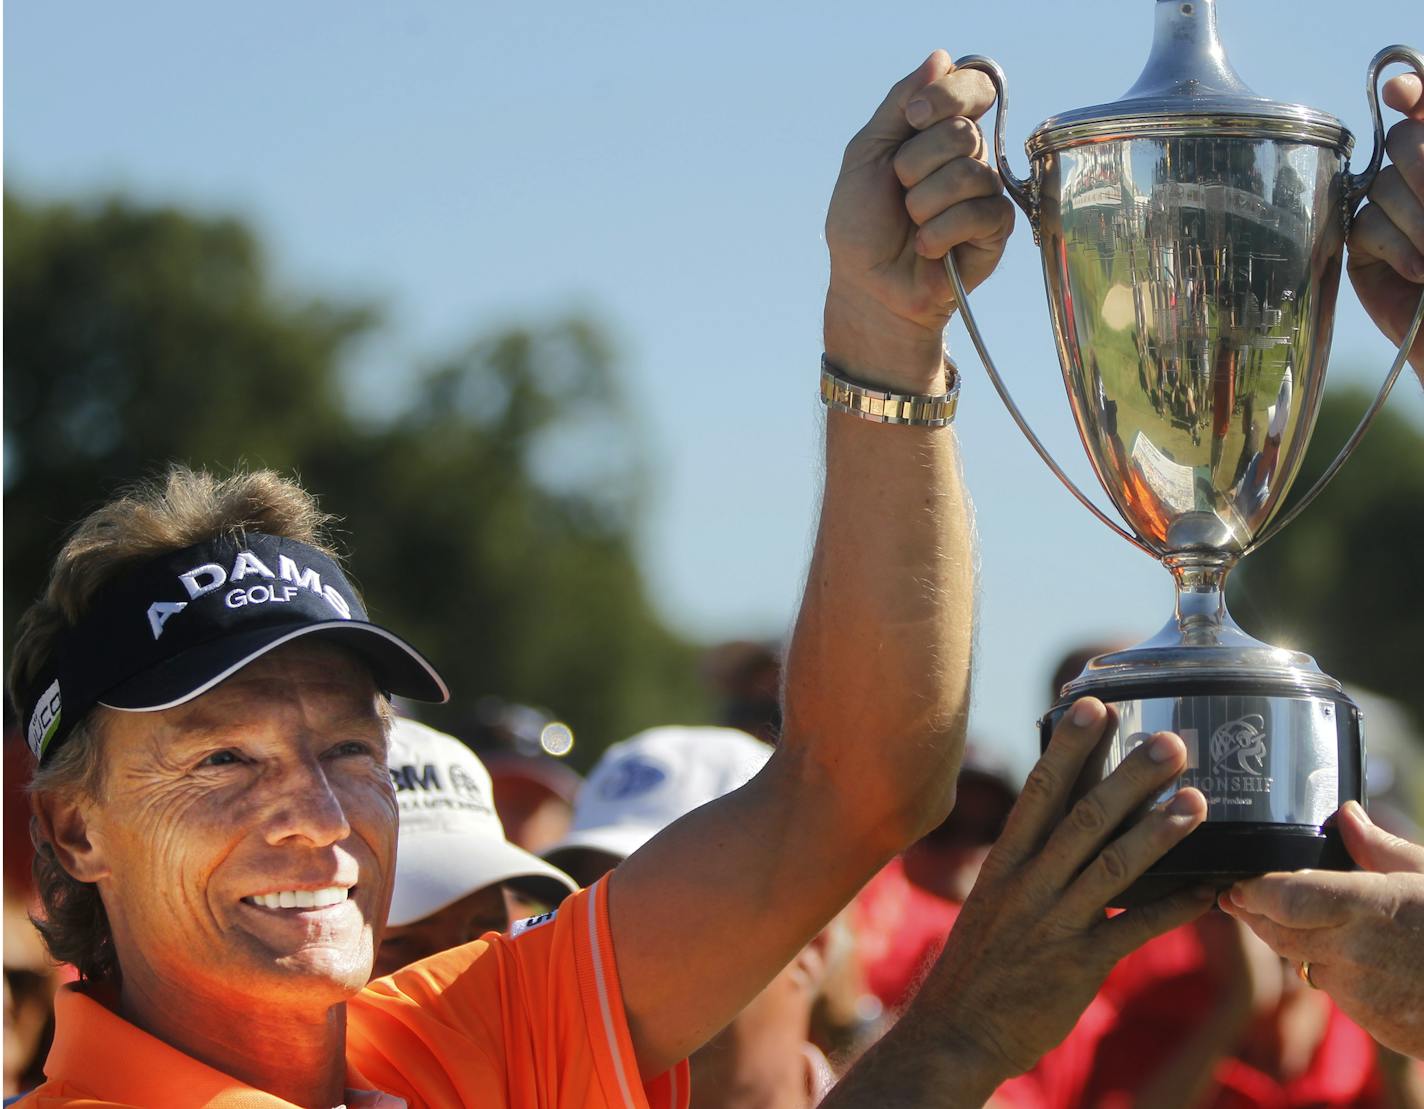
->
[947, 0, 1424, 903]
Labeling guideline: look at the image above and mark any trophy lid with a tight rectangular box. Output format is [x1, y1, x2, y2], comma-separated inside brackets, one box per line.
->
[1026, 0, 1353, 157]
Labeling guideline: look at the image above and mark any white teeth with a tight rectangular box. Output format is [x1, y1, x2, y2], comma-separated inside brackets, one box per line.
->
[245, 887, 350, 910]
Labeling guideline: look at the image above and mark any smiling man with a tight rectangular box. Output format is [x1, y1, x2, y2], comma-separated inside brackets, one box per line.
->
[11, 482, 454, 1106]
[13, 475, 702, 1108]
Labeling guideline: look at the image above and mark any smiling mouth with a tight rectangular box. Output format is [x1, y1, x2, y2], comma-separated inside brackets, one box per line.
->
[242, 886, 353, 910]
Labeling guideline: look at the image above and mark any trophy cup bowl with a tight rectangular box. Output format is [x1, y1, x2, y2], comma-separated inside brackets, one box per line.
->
[946, 1, 1424, 904]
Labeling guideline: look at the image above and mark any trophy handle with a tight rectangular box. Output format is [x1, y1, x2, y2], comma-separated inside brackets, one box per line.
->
[1345, 45, 1424, 205]
[944, 55, 1154, 555]
[951, 55, 1036, 229]
[1249, 44, 1424, 553]
[1246, 287, 1424, 554]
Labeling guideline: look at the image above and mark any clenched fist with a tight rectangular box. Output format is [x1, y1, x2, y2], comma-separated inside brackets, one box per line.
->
[1348, 72, 1424, 379]
[824, 51, 1014, 393]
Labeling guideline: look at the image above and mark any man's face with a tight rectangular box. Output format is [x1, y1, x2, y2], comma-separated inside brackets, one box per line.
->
[86, 642, 396, 1010]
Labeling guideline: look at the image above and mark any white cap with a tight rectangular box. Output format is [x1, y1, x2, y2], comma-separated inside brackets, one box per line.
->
[1267, 367, 1293, 439]
[387, 718, 577, 927]
[542, 725, 772, 866]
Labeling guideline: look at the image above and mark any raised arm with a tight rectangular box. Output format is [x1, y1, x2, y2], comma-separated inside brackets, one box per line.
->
[607, 50, 1012, 1075]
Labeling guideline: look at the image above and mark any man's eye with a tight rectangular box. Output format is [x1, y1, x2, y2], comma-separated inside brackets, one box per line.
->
[197, 750, 243, 768]
[328, 740, 374, 758]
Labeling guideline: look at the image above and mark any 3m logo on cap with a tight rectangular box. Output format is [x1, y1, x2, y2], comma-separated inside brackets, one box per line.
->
[27, 680, 62, 759]
[392, 762, 442, 792]
[598, 757, 668, 800]
[146, 549, 353, 639]
[449, 764, 485, 799]
[391, 761, 495, 818]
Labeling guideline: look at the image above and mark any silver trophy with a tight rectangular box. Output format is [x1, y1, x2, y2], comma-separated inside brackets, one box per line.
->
[947, 1, 1424, 903]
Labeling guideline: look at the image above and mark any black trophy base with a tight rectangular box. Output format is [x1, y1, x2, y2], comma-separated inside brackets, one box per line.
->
[1110, 822, 1352, 908]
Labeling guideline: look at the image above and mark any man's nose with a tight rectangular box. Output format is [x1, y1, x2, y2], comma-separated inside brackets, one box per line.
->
[262, 757, 352, 848]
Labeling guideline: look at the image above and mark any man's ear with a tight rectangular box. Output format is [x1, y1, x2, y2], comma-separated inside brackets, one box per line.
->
[31, 790, 110, 884]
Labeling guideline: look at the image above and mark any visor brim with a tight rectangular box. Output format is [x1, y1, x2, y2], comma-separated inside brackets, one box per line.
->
[98, 620, 449, 711]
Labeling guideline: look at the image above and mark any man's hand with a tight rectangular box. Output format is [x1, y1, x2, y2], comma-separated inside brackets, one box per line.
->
[925, 699, 1211, 1078]
[824, 50, 1013, 391]
[1220, 800, 1424, 1059]
[1348, 72, 1424, 380]
[822, 700, 1214, 1108]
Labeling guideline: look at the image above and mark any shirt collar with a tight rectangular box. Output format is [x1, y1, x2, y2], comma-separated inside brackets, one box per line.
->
[46, 983, 405, 1108]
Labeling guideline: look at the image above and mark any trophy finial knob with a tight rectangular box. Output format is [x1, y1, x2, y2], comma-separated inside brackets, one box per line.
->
[1123, 0, 1256, 101]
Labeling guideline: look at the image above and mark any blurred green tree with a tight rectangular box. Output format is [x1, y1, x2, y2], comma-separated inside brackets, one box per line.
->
[4, 192, 708, 763]
[1229, 385, 1424, 728]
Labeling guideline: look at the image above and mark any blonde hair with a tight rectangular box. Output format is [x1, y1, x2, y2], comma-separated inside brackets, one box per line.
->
[12, 466, 343, 981]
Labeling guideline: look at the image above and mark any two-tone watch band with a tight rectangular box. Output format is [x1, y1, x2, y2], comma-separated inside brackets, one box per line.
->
[819, 355, 960, 427]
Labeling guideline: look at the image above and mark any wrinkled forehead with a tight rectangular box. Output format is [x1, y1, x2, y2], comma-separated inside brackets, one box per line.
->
[116, 642, 387, 750]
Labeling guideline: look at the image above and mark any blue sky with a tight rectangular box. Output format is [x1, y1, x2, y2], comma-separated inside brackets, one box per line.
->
[7, 0, 1421, 773]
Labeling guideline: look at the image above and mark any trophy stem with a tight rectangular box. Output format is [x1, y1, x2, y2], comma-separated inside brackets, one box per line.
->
[1164, 551, 1240, 647]
[1066, 545, 1339, 699]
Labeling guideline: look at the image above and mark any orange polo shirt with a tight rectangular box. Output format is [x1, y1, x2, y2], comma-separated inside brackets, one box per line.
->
[17, 878, 690, 1109]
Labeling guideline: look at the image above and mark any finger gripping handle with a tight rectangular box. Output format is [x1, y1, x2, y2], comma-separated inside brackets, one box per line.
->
[951, 54, 1037, 234]
[1347, 44, 1424, 205]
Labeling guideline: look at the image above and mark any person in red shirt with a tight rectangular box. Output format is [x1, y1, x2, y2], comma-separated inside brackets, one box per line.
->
[855, 749, 1016, 1014]
[994, 909, 1424, 1109]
